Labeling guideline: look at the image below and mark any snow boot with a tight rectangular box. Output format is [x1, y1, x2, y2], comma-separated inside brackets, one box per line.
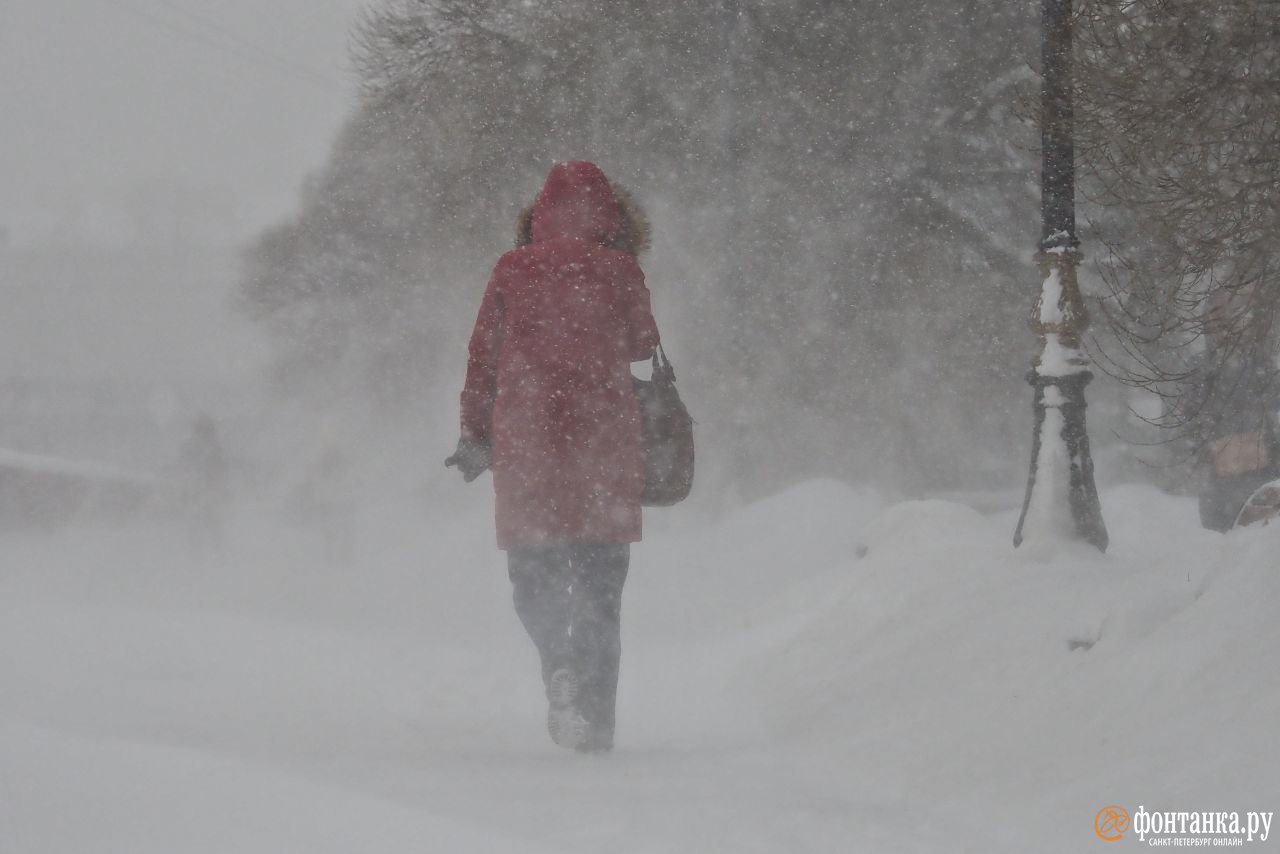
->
[546, 668, 588, 749]
[574, 729, 614, 753]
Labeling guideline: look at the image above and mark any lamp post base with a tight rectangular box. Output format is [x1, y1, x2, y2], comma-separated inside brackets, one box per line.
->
[1014, 366, 1108, 551]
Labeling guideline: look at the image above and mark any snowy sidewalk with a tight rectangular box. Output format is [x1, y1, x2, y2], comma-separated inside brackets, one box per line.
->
[1, 481, 1276, 852]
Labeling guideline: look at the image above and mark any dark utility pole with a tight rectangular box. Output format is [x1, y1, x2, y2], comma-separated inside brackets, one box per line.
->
[1013, 0, 1109, 551]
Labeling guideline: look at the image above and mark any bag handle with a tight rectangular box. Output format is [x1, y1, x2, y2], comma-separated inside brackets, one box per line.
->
[652, 343, 675, 382]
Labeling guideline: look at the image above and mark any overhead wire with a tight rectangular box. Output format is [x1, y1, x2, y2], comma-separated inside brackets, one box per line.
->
[104, 0, 348, 94]
[79, 0, 275, 107]
[146, 0, 347, 87]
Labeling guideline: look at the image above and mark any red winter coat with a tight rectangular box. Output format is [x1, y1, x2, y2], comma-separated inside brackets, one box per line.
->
[460, 162, 660, 549]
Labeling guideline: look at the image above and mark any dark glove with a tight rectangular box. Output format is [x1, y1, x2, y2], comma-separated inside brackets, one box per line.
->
[445, 437, 491, 482]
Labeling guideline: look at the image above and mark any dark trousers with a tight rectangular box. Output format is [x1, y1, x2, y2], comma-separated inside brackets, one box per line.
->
[507, 543, 629, 740]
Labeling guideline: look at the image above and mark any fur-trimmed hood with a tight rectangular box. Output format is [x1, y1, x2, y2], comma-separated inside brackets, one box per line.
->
[515, 162, 650, 256]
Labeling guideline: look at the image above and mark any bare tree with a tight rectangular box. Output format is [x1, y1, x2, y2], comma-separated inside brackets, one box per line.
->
[243, 0, 1047, 494]
[1074, 0, 1280, 451]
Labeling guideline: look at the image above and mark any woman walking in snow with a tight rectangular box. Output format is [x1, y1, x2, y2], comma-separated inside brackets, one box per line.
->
[447, 161, 660, 752]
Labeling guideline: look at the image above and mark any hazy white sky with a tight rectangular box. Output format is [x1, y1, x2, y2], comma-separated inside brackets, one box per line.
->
[1, 2, 373, 385]
[2, 0, 367, 245]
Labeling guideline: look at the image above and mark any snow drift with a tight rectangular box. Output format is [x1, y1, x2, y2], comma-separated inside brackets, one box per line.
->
[1, 480, 1275, 852]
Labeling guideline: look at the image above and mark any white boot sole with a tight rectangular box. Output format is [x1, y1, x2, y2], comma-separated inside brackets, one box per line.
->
[547, 669, 587, 748]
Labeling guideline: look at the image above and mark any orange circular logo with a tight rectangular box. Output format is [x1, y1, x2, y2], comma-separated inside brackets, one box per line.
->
[1095, 805, 1130, 841]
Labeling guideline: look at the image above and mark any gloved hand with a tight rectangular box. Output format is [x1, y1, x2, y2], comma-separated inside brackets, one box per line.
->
[445, 437, 491, 482]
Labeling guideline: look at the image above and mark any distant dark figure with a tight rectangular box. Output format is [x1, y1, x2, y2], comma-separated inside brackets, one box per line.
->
[176, 413, 230, 558]
[448, 161, 660, 752]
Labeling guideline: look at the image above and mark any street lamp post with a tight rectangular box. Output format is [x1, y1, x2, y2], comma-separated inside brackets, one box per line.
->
[1013, 0, 1109, 551]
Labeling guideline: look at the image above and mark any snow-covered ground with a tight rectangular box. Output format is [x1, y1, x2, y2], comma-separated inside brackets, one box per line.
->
[2, 479, 1276, 852]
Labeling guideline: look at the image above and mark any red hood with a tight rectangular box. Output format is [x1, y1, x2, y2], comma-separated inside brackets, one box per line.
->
[530, 161, 624, 245]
